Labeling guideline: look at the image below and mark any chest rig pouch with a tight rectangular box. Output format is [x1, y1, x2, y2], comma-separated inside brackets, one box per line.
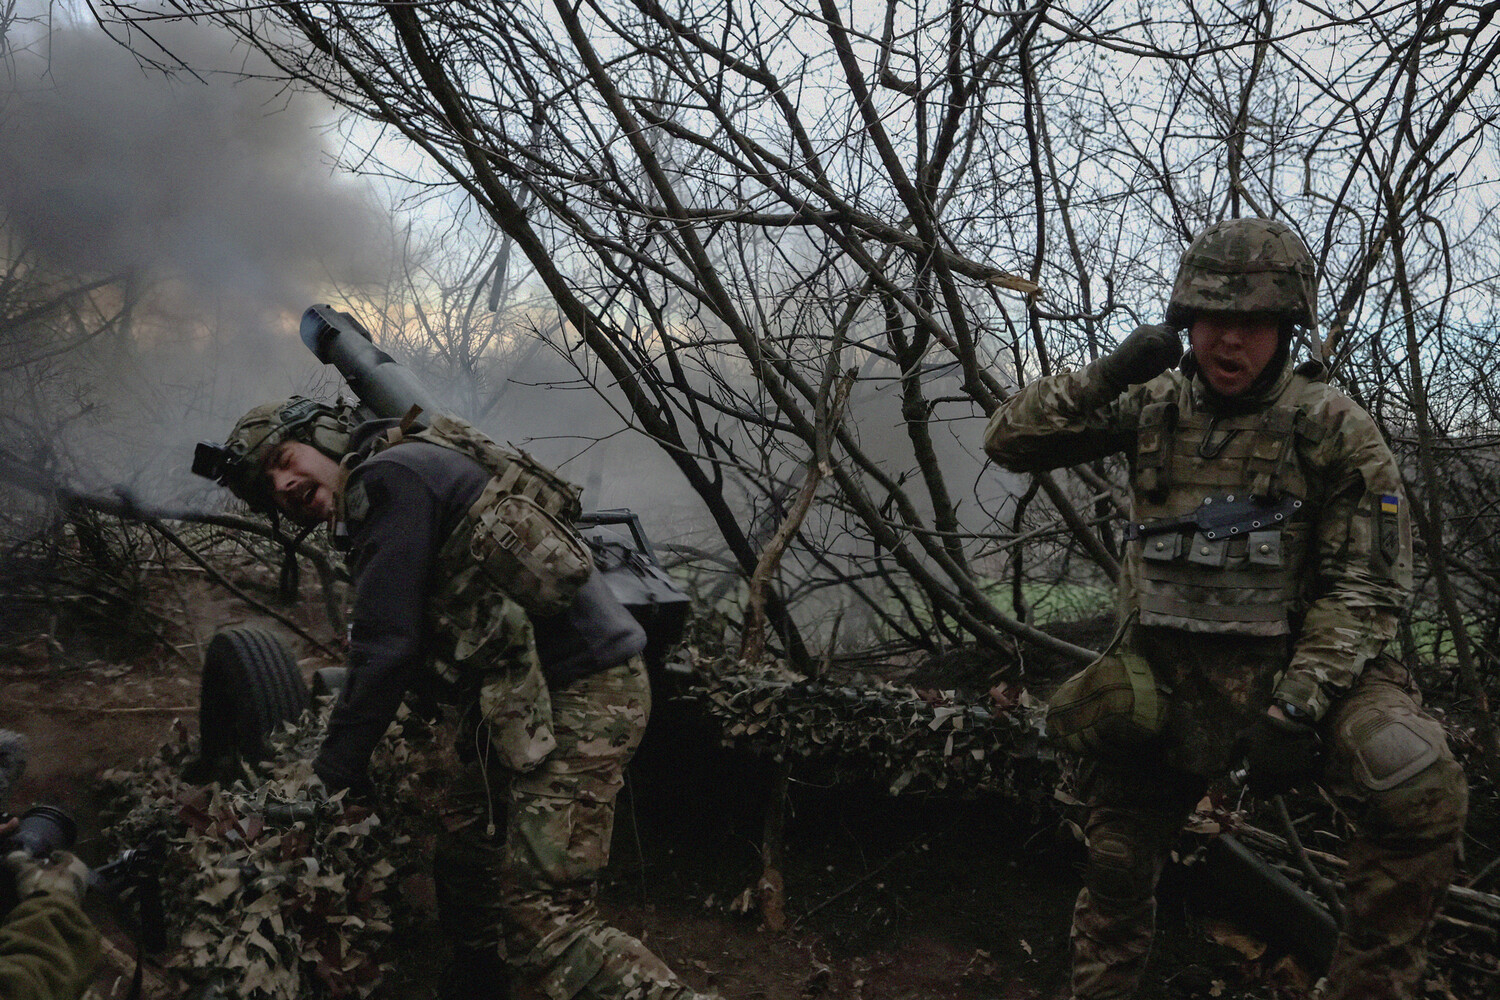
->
[341, 410, 591, 771]
[1046, 613, 1167, 755]
[359, 409, 595, 619]
[1129, 380, 1323, 636]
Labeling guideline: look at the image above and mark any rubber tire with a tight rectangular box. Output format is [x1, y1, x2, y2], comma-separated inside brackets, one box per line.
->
[198, 626, 310, 760]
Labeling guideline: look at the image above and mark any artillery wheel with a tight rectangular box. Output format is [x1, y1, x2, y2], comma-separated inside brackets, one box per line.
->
[198, 626, 309, 761]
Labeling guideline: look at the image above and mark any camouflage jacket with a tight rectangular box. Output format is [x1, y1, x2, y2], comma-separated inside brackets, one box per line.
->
[317, 421, 643, 788]
[984, 354, 1412, 721]
[0, 892, 101, 1000]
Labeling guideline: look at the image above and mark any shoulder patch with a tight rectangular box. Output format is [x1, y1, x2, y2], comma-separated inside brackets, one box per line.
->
[344, 481, 371, 524]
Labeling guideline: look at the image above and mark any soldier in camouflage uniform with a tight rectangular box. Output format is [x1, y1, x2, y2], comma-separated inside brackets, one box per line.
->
[984, 218, 1468, 1000]
[201, 400, 714, 1000]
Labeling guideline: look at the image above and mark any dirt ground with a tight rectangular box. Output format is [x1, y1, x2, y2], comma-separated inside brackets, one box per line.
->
[2, 640, 1081, 1000]
[3, 626, 1496, 1000]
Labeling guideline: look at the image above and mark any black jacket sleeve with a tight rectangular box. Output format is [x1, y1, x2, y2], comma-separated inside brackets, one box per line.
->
[313, 460, 440, 793]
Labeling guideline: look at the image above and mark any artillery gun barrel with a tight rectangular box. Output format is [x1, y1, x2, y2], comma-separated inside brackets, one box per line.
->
[299, 304, 442, 420]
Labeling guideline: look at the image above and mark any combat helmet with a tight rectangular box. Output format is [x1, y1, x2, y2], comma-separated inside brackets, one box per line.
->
[1166, 218, 1317, 331]
[192, 396, 354, 512]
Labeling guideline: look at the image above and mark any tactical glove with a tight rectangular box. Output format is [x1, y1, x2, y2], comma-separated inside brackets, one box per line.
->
[1096, 324, 1184, 390]
[1232, 713, 1322, 795]
[5, 849, 90, 902]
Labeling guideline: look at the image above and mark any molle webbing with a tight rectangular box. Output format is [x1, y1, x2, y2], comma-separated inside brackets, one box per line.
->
[374, 413, 583, 522]
[359, 411, 591, 619]
[1129, 378, 1320, 636]
[1135, 401, 1178, 498]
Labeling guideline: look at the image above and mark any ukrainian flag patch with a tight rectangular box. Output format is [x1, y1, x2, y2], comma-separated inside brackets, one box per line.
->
[1380, 494, 1400, 514]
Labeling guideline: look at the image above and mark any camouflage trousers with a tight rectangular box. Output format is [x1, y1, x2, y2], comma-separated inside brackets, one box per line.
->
[1070, 656, 1468, 1000]
[433, 657, 708, 1000]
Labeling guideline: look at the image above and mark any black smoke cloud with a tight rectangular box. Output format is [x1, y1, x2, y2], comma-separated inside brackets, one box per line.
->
[0, 19, 387, 317]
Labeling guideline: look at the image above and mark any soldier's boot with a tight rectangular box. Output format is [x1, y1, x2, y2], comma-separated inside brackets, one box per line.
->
[1322, 757, 1468, 1000]
[509, 919, 715, 1000]
[439, 945, 512, 1000]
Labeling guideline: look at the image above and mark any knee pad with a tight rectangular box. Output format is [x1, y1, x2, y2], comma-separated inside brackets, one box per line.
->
[1335, 701, 1448, 792]
[1087, 829, 1154, 906]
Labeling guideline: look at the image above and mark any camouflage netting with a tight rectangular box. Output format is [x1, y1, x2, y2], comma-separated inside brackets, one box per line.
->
[98, 702, 448, 999]
[683, 661, 1061, 806]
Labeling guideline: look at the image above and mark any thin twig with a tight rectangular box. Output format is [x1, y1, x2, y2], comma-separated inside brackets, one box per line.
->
[791, 823, 954, 929]
[145, 521, 338, 657]
[6, 701, 195, 715]
[1271, 794, 1346, 927]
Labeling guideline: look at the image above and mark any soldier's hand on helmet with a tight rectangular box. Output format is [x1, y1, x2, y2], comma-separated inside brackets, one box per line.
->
[1232, 709, 1322, 795]
[4, 849, 90, 902]
[1097, 324, 1184, 390]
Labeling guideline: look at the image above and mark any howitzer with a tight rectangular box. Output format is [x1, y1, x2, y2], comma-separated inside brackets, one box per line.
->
[298, 304, 443, 421]
[292, 305, 691, 669]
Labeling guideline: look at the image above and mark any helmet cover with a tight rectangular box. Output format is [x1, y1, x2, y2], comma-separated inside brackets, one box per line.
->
[212, 396, 352, 510]
[1166, 218, 1317, 329]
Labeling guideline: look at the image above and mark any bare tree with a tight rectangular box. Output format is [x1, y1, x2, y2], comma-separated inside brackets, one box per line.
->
[90, 2, 1500, 683]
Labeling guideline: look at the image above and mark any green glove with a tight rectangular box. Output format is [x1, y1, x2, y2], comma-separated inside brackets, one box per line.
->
[1096, 324, 1184, 390]
[5, 849, 90, 902]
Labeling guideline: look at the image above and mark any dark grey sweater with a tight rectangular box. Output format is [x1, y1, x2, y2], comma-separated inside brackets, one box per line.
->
[313, 421, 645, 793]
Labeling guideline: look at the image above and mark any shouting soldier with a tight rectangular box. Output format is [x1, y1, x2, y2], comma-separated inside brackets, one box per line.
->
[198, 399, 713, 1000]
[984, 218, 1468, 1000]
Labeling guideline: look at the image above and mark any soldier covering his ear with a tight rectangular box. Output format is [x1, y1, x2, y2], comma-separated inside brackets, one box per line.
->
[985, 218, 1467, 1000]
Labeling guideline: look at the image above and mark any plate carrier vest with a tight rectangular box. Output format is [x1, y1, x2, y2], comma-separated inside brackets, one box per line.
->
[1129, 373, 1325, 636]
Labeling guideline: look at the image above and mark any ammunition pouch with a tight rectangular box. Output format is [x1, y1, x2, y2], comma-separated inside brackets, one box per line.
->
[1046, 622, 1167, 755]
[363, 411, 594, 617]
[463, 483, 593, 618]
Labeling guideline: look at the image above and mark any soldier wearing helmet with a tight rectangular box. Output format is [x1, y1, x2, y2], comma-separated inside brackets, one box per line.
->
[984, 218, 1467, 1000]
[193, 396, 355, 522]
[197, 394, 717, 1000]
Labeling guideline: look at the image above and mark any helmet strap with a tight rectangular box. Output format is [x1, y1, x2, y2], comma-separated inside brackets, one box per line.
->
[278, 521, 317, 603]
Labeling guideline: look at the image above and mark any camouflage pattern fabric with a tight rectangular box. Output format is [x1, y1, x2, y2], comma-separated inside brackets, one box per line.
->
[1070, 760, 1205, 999]
[425, 517, 559, 772]
[350, 412, 592, 618]
[1068, 656, 1466, 999]
[985, 353, 1465, 998]
[1319, 658, 1469, 1000]
[1165, 217, 1318, 329]
[985, 356, 1412, 721]
[433, 657, 713, 1000]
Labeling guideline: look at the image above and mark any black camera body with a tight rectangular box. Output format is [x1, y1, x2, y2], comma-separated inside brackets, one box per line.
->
[0, 804, 79, 917]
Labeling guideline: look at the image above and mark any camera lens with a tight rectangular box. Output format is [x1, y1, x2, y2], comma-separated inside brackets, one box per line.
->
[11, 805, 77, 858]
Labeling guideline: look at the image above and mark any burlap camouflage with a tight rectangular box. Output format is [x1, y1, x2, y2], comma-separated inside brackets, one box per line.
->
[985, 353, 1466, 999]
[433, 658, 713, 1000]
[1164, 218, 1318, 329]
